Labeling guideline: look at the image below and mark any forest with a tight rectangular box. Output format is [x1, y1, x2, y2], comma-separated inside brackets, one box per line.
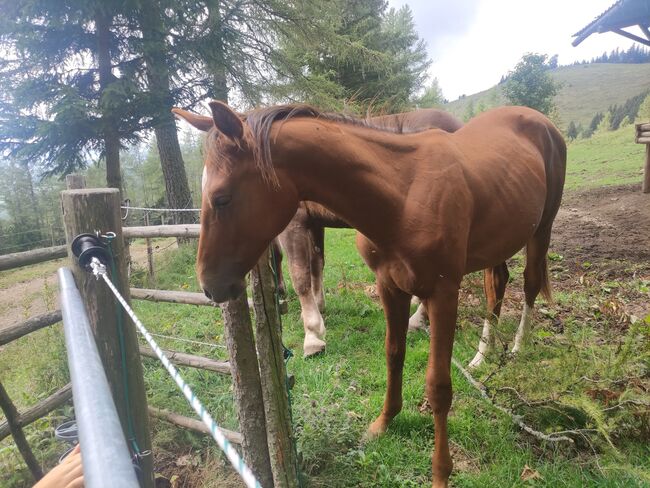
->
[0, 0, 436, 254]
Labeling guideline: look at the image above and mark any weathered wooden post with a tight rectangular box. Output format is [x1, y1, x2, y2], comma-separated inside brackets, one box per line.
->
[144, 212, 155, 282]
[0, 381, 43, 480]
[634, 122, 650, 193]
[65, 174, 86, 190]
[251, 248, 300, 488]
[221, 295, 274, 487]
[61, 188, 153, 487]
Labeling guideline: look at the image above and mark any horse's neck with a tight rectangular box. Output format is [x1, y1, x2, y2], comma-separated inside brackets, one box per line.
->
[273, 120, 413, 246]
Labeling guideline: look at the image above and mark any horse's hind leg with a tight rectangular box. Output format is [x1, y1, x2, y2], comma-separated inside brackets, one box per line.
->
[408, 297, 428, 332]
[278, 215, 326, 357]
[308, 224, 326, 312]
[468, 262, 509, 368]
[512, 227, 552, 354]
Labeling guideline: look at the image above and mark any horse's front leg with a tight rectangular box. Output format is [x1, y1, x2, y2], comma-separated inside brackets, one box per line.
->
[423, 281, 459, 488]
[366, 279, 411, 437]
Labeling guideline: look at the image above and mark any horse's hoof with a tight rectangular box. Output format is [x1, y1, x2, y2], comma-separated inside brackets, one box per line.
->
[408, 314, 428, 333]
[467, 353, 484, 369]
[363, 418, 388, 442]
[408, 321, 428, 334]
[303, 337, 326, 358]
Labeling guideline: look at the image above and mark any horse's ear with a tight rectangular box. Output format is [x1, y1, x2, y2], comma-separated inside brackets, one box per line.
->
[171, 108, 213, 132]
[209, 101, 244, 140]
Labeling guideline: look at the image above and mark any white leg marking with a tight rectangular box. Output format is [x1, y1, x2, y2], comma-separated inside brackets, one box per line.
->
[300, 295, 326, 357]
[468, 318, 492, 369]
[408, 302, 428, 332]
[511, 303, 532, 354]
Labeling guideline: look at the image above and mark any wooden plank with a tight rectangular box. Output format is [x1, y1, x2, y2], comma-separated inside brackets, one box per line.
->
[0, 245, 67, 272]
[61, 188, 153, 487]
[636, 136, 650, 144]
[139, 345, 231, 375]
[0, 310, 62, 346]
[221, 294, 274, 487]
[251, 248, 300, 488]
[123, 224, 200, 239]
[130, 287, 288, 314]
[0, 382, 44, 480]
[0, 384, 73, 442]
[638, 131, 650, 138]
[148, 406, 242, 444]
[636, 122, 650, 132]
[130, 287, 217, 307]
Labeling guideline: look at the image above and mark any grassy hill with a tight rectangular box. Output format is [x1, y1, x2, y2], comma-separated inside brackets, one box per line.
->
[445, 63, 650, 130]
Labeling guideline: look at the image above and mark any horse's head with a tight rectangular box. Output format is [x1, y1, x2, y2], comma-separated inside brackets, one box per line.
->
[173, 102, 299, 302]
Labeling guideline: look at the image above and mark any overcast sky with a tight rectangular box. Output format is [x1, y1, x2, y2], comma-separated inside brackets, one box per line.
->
[387, 0, 639, 101]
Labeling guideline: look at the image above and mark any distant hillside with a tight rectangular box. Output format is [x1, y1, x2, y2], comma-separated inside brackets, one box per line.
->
[444, 63, 650, 130]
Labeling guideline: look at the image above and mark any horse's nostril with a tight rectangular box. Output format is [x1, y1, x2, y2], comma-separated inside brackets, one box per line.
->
[203, 288, 213, 301]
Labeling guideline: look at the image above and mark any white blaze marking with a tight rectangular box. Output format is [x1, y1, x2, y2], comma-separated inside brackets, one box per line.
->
[202, 165, 207, 192]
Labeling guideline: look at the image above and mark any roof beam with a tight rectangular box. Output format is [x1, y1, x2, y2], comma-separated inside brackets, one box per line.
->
[639, 23, 650, 41]
[611, 27, 650, 47]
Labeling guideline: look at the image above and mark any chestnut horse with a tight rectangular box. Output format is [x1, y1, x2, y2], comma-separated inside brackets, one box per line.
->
[174, 103, 566, 487]
[277, 108, 463, 357]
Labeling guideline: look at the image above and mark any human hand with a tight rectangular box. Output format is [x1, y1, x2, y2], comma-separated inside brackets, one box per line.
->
[33, 444, 84, 488]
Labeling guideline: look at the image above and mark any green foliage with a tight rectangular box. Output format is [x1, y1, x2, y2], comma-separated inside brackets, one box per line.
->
[503, 53, 560, 115]
[463, 100, 475, 122]
[414, 78, 444, 108]
[566, 121, 579, 140]
[636, 92, 650, 122]
[273, 1, 430, 112]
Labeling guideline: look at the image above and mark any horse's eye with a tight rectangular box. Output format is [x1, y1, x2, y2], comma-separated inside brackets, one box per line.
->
[212, 194, 232, 209]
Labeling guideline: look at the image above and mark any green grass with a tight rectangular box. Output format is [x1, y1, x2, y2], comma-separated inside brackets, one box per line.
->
[2, 228, 648, 487]
[1, 134, 649, 486]
[445, 63, 650, 130]
[131, 229, 648, 487]
[566, 125, 646, 190]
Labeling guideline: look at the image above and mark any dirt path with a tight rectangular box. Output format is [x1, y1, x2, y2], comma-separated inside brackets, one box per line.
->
[0, 240, 176, 330]
[551, 183, 650, 269]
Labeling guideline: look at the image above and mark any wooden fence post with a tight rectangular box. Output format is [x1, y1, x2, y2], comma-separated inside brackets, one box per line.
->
[0, 381, 43, 480]
[144, 212, 155, 282]
[65, 174, 86, 190]
[60, 188, 153, 487]
[221, 295, 274, 488]
[251, 248, 300, 488]
[642, 144, 650, 193]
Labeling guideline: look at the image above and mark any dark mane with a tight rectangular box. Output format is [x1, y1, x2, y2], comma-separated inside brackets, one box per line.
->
[242, 104, 399, 185]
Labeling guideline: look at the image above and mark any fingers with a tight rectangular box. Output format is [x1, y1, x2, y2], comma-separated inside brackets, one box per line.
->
[62, 445, 81, 465]
[63, 462, 84, 487]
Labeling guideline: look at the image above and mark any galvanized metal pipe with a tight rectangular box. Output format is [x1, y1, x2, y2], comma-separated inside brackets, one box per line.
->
[58, 267, 140, 488]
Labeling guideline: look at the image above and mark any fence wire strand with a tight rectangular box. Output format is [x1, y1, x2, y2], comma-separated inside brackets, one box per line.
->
[90, 257, 262, 488]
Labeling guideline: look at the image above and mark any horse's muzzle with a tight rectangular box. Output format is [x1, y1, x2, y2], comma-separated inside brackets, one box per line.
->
[201, 279, 246, 303]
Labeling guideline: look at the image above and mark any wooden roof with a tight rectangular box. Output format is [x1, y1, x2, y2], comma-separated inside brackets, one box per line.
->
[573, 0, 650, 47]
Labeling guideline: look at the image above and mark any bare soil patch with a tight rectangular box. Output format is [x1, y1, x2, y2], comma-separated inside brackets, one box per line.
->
[551, 183, 650, 270]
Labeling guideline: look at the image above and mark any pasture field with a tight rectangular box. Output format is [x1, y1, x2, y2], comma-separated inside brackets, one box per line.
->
[1, 130, 649, 487]
[445, 63, 650, 130]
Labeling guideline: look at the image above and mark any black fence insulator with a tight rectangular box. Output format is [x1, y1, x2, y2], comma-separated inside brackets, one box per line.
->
[71, 233, 111, 269]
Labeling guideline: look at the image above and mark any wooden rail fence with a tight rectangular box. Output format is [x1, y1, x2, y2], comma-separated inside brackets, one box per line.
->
[1, 176, 298, 486]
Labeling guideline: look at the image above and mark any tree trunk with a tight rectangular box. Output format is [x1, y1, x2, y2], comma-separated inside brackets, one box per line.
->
[206, 0, 229, 103]
[138, 0, 194, 224]
[95, 10, 122, 193]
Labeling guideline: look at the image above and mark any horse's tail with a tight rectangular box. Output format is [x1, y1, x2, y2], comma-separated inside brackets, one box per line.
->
[540, 256, 553, 304]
